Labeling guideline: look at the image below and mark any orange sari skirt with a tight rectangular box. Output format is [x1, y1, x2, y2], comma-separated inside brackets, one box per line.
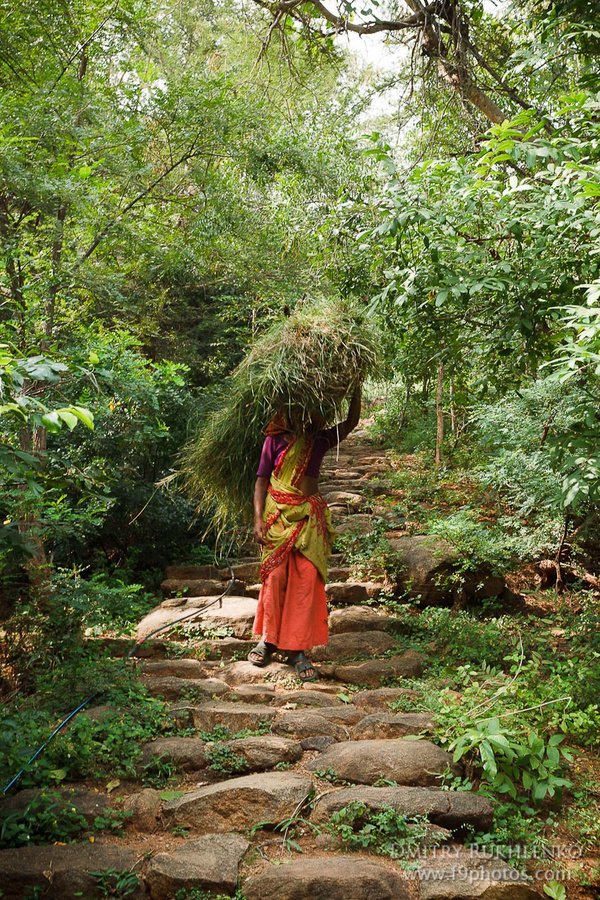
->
[252, 550, 329, 651]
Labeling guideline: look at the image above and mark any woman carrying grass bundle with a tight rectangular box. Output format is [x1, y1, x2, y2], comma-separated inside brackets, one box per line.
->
[248, 387, 362, 682]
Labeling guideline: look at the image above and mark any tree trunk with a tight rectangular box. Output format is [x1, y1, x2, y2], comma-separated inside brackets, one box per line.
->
[435, 360, 444, 467]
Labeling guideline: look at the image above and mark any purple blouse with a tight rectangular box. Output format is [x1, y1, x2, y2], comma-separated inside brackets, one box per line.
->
[256, 427, 341, 480]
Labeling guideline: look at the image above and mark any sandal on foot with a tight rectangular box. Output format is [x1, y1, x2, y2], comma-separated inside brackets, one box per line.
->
[287, 651, 318, 683]
[248, 640, 276, 667]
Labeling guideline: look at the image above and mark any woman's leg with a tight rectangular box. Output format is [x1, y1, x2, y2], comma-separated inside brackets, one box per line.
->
[277, 551, 328, 681]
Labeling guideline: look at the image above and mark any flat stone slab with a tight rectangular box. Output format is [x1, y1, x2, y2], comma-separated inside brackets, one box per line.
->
[161, 577, 230, 597]
[325, 582, 381, 604]
[137, 606, 186, 640]
[299, 705, 366, 726]
[193, 636, 253, 659]
[189, 596, 258, 638]
[328, 606, 398, 634]
[243, 856, 412, 900]
[230, 683, 276, 703]
[220, 561, 261, 582]
[192, 701, 277, 735]
[163, 772, 313, 832]
[0, 844, 139, 900]
[217, 735, 302, 771]
[218, 660, 292, 685]
[309, 630, 398, 662]
[307, 739, 460, 786]
[326, 566, 352, 582]
[138, 658, 208, 678]
[140, 737, 207, 771]
[351, 712, 435, 740]
[416, 848, 543, 898]
[320, 653, 424, 686]
[271, 710, 350, 742]
[353, 687, 421, 709]
[310, 785, 494, 832]
[272, 690, 345, 708]
[145, 834, 249, 900]
[142, 676, 231, 701]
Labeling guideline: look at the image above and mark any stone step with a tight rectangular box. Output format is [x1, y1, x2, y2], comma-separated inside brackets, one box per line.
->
[307, 738, 460, 786]
[160, 577, 232, 598]
[310, 784, 494, 832]
[136, 596, 258, 641]
[325, 581, 382, 604]
[209, 735, 302, 772]
[319, 652, 424, 686]
[328, 606, 399, 634]
[309, 630, 398, 662]
[243, 856, 412, 900]
[351, 712, 435, 740]
[192, 701, 278, 734]
[162, 772, 313, 833]
[165, 564, 222, 580]
[146, 834, 248, 900]
[139, 736, 207, 771]
[417, 848, 544, 899]
[141, 675, 231, 701]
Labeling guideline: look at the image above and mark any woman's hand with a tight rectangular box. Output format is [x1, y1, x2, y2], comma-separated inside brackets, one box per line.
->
[254, 515, 268, 545]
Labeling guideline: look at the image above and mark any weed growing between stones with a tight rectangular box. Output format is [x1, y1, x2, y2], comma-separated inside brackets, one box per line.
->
[0, 791, 132, 848]
[198, 722, 271, 742]
[89, 868, 140, 898]
[327, 801, 443, 866]
[205, 744, 249, 775]
[141, 754, 180, 788]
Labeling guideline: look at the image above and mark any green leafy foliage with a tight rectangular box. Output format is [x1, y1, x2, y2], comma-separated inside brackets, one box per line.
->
[327, 801, 442, 862]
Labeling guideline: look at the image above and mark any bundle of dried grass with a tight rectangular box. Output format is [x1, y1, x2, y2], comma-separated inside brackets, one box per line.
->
[180, 300, 380, 532]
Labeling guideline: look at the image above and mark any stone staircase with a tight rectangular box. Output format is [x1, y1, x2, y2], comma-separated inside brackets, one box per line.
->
[0, 428, 545, 899]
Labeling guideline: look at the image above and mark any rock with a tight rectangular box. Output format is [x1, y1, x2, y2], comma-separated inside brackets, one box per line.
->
[353, 687, 421, 709]
[245, 583, 262, 599]
[137, 606, 185, 640]
[416, 848, 544, 899]
[325, 582, 381, 604]
[145, 834, 249, 900]
[311, 785, 494, 833]
[215, 736, 302, 771]
[300, 736, 337, 751]
[322, 491, 364, 510]
[271, 711, 349, 742]
[302, 706, 366, 726]
[142, 676, 231, 701]
[307, 739, 460, 786]
[220, 562, 261, 582]
[326, 566, 352, 582]
[386, 534, 505, 605]
[138, 659, 211, 678]
[328, 606, 398, 634]
[242, 856, 412, 900]
[272, 690, 345, 708]
[218, 660, 291, 685]
[161, 578, 232, 597]
[309, 631, 398, 662]
[139, 737, 207, 772]
[165, 564, 222, 580]
[334, 514, 373, 535]
[163, 772, 313, 832]
[322, 653, 424, 686]
[351, 712, 435, 740]
[230, 683, 276, 703]
[192, 701, 277, 734]
[0, 786, 111, 826]
[160, 596, 188, 608]
[194, 637, 252, 660]
[188, 596, 258, 638]
[0, 844, 140, 900]
[122, 787, 163, 830]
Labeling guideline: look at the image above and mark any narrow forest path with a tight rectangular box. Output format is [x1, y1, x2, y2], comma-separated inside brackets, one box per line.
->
[0, 427, 548, 899]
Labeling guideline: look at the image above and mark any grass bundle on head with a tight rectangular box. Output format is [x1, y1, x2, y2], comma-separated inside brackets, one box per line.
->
[180, 299, 380, 535]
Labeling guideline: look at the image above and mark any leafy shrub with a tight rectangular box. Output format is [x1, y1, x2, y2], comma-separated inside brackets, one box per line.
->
[328, 801, 442, 862]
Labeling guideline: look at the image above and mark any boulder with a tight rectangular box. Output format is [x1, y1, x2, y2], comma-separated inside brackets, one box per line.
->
[309, 631, 398, 662]
[160, 578, 232, 597]
[416, 847, 544, 899]
[307, 739, 460, 786]
[351, 712, 435, 740]
[321, 652, 424, 686]
[216, 736, 302, 771]
[328, 606, 398, 634]
[188, 596, 258, 638]
[145, 834, 249, 900]
[142, 676, 230, 701]
[242, 856, 412, 900]
[0, 844, 140, 900]
[353, 687, 421, 710]
[322, 491, 364, 510]
[386, 534, 505, 605]
[123, 788, 163, 831]
[325, 582, 381, 604]
[271, 711, 349, 742]
[311, 785, 494, 833]
[162, 772, 313, 832]
[192, 701, 277, 734]
[139, 737, 207, 772]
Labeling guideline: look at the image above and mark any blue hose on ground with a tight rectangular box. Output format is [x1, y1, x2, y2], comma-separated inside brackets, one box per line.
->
[2, 563, 236, 795]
